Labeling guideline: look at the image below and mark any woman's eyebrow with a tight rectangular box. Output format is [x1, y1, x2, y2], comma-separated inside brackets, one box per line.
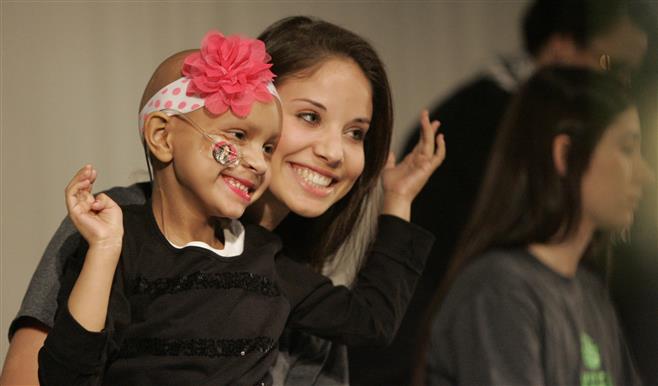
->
[620, 130, 641, 142]
[291, 98, 370, 125]
[291, 98, 326, 111]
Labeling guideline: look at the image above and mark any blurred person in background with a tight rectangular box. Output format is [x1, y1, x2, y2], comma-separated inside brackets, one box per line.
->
[349, 0, 657, 384]
[420, 66, 653, 386]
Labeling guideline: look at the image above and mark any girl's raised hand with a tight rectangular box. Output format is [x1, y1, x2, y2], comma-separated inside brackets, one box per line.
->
[381, 110, 446, 220]
[65, 165, 123, 251]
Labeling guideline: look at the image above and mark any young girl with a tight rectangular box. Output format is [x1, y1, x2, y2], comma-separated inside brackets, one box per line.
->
[419, 67, 652, 385]
[37, 30, 285, 384]
[36, 26, 446, 386]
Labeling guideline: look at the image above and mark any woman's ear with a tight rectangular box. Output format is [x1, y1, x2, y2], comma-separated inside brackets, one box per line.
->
[552, 134, 571, 177]
[144, 112, 173, 163]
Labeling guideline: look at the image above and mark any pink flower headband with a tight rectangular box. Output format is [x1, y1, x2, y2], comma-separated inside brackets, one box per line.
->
[139, 30, 279, 134]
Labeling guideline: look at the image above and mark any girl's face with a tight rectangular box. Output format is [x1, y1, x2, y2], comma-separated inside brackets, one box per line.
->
[167, 102, 281, 220]
[268, 57, 372, 217]
[580, 107, 653, 230]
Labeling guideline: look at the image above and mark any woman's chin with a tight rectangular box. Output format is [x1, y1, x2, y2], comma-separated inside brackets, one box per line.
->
[597, 213, 634, 232]
[287, 201, 329, 218]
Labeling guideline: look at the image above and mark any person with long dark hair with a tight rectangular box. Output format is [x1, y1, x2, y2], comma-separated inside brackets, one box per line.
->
[418, 67, 652, 385]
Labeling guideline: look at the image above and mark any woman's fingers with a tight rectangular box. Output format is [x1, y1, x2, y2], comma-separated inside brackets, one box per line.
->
[432, 132, 447, 167]
[384, 151, 396, 170]
[418, 110, 430, 154]
[419, 110, 441, 156]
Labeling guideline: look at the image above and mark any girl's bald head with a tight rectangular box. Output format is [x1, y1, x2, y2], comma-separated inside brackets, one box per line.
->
[139, 49, 197, 111]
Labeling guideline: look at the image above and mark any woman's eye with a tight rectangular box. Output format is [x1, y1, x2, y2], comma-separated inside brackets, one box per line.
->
[347, 128, 365, 141]
[620, 142, 636, 156]
[298, 112, 320, 125]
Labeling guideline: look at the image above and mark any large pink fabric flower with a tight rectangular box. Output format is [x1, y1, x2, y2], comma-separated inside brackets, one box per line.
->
[182, 30, 275, 117]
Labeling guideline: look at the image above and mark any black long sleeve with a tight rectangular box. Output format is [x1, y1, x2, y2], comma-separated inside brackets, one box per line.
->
[38, 207, 434, 385]
[38, 304, 108, 385]
[280, 215, 434, 347]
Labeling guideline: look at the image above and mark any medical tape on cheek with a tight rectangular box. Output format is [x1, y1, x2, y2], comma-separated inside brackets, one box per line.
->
[212, 140, 240, 167]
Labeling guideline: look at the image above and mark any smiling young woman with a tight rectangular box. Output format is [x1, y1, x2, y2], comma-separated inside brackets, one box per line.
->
[267, 57, 371, 218]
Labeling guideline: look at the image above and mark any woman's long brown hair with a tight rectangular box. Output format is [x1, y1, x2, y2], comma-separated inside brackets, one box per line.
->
[412, 67, 632, 384]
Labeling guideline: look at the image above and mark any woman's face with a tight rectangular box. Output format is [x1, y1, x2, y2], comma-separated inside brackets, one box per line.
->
[267, 57, 373, 217]
[580, 107, 653, 230]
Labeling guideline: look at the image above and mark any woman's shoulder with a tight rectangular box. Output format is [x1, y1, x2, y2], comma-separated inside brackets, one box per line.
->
[433, 248, 545, 332]
[440, 248, 560, 312]
[456, 248, 543, 288]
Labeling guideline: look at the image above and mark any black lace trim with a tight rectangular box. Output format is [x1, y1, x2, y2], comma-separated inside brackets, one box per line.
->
[119, 336, 276, 358]
[133, 271, 280, 298]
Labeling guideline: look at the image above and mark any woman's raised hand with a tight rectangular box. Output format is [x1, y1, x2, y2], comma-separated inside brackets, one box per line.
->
[65, 165, 123, 251]
[381, 110, 446, 220]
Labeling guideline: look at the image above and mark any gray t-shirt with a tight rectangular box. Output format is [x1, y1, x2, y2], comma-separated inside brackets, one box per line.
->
[425, 248, 642, 386]
[11, 182, 348, 386]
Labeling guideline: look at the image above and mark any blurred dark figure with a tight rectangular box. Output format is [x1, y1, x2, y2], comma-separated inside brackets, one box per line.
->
[348, 0, 656, 384]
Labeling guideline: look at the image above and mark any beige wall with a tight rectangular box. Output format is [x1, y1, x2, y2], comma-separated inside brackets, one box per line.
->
[0, 0, 528, 362]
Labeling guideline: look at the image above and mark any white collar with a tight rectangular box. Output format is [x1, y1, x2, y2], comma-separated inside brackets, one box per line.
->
[167, 219, 245, 257]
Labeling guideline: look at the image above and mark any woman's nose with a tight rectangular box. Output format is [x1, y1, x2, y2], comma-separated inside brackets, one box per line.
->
[313, 128, 344, 167]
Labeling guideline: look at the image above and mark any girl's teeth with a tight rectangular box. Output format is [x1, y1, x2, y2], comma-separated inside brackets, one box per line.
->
[294, 166, 332, 187]
[227, 178, 249, 193]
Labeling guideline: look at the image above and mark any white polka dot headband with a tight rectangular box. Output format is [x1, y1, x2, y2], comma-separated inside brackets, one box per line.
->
[139, 78, 278, 134]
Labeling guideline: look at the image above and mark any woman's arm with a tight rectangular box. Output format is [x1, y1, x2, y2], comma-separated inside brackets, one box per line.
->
[0, 323, 48, 385]
[280, 214, 435, 346]
[2, 217, 83, 386]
